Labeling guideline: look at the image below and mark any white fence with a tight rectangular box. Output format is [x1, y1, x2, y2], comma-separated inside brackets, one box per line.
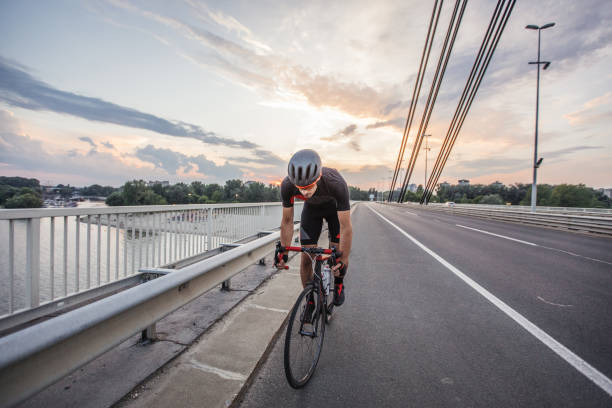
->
[0, 202, 303, 318]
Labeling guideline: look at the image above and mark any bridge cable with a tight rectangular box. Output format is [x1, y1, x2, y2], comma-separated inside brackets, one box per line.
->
[423, 0, 504, 202]
[422, 0, 516, 204]
[397, 0, 467, 202]
[388, 0, 443, 202]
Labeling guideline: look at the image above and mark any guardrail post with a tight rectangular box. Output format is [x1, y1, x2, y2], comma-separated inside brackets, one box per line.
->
[221, 279, 231, 291]
[26, 218, 41, 308]
[220, 243, 243, 291]
[140, 323, 156, 344]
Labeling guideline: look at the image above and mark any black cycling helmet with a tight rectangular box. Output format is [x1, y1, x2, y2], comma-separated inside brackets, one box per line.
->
[287, 149, 322, 188]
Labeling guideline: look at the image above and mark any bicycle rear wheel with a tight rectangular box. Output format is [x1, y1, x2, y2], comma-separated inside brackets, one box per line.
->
[284, 284, 325, 388]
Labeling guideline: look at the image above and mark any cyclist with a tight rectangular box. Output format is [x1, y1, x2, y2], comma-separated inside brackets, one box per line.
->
[276, 149, 352, 306]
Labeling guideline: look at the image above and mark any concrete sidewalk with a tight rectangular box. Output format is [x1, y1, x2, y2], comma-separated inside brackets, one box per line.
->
[115, 238, 323, 408]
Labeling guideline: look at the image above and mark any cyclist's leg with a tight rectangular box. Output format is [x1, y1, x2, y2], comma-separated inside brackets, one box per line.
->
[299, 204, 323, 288]
[324, 209, 347, 306]
[324, 208, 345, 275]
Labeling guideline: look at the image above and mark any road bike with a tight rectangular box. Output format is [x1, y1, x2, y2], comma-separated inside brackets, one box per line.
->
[274, 242, 340, 388]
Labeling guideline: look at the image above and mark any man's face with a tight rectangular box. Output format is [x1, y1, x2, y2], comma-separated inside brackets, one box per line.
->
[297, 175, 320, 199]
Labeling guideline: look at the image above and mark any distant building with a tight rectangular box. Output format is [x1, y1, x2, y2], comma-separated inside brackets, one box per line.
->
[244, 181, 257, 186]
[602, 188, 612, 199]
[492, 181, 504, 187]
[408, 184, 417, 192]
[458, 179, 470, 186]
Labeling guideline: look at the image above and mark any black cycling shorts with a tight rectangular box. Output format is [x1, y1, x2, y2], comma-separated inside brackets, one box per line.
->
[299, 203, 340, 246]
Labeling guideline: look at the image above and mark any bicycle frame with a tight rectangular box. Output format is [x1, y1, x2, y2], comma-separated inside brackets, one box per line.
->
[275, 243, 340, 325]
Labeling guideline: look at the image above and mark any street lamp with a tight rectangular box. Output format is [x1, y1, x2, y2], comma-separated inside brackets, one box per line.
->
[423, 134, 431, 192]
[526, 22, 555, 212]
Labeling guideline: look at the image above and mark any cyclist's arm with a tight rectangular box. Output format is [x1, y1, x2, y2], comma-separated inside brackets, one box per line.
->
[337, 209, 352, 267]
[280, 206, 294, 247]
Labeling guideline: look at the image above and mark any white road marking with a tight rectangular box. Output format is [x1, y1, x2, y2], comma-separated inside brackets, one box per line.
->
[369, 205, 612, 397]
[537, 296, 573, 308]
[456, 224, 537, 246]
[188, 360, 247, 381]
[249, 303, 289, 313]
[404, 211, 417, 216]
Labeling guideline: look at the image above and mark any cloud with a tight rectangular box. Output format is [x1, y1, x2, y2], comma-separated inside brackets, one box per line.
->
[448, 157, 527, 174]
[322, 124, 362, 151]
[184, 0, 273, 53]
[324, 124, 357, 139]
[366, 117, 405, 130]
[0, 57, 257, 149]
[446, 145, 604, 177]
[540, 1, 612, 68]
[283, 66, 401, 118]
[79, 136, 97, 148]
[564, 92, 612, 125]
[337, 164, 393, 188]
[135, 144, 243, 181]
[0, 125, 164, 185]
[542, 145, 604, 160]
[0, 110, 253, 185]
[102, 141, 115, 149]
[107, 1, 404, 121]
[226, 149, 285, 166]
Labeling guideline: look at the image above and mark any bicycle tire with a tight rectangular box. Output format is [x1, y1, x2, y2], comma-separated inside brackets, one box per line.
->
[284, 284, 325, 388]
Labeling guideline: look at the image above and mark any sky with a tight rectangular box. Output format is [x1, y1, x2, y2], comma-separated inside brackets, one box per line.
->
[0, 0, 610, 190]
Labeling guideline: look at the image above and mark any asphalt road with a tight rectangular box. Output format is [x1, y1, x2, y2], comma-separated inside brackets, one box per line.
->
[237, 203, 612, 407]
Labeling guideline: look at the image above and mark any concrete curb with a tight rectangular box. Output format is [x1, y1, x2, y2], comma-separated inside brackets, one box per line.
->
[114, 249, 309, 408]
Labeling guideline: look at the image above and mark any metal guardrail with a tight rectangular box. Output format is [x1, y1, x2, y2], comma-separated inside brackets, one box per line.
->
[0, 224, 299, 408]
[427, 202, 612, 217]
[0, 202, 303, 320]
[404, 203, 612, 236]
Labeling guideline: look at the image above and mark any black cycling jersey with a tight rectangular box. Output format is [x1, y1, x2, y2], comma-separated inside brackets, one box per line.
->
[281, 167, 350, 211]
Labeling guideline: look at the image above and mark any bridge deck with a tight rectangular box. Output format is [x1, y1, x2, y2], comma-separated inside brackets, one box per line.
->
[238, 203, 612, 407]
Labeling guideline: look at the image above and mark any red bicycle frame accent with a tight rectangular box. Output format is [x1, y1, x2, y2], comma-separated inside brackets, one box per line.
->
[282, 246, 333, 254]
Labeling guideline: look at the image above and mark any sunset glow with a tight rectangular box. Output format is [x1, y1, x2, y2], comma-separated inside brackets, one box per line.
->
[0, 1, 610, 189]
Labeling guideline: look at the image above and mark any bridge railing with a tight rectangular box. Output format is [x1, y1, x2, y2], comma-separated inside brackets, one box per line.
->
[0, 224, 300, 408]
[0, 202, 303, 321]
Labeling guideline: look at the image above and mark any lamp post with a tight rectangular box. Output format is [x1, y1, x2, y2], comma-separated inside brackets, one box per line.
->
[423, 134, 431, 191]
[526, 22, 554, 212]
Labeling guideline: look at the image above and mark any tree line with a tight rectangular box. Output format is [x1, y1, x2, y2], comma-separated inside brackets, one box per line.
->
[107, 180, 383, 206]
[105, 180, 282, 206]
[0, 177, 44, 208]
[1, 176, 609, 209]
[402, 182, 611, 208]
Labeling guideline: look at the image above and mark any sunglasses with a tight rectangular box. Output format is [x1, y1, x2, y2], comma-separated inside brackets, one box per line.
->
[296, 175, 321, 191]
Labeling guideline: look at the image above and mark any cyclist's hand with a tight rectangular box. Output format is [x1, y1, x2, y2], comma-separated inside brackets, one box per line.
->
[275, 251, 289, 269]
[332, 258, 347, 276]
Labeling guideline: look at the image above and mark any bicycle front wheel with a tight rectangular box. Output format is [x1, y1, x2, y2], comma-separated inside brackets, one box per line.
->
[284, 284, 325, 388]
